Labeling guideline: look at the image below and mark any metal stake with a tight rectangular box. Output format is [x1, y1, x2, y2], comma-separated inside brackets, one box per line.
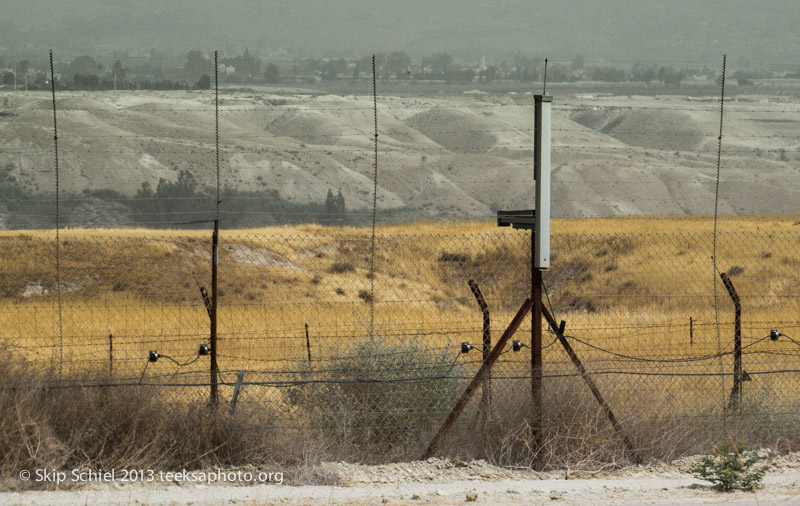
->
[108, 333, 113, 377]
[224, 370, 245, 439]
[540, 305, 635, 455]
[305, 323, 312, 363]
[210, 219, 219, 404]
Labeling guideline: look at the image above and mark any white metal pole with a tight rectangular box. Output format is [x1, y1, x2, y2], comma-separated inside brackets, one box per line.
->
[534, 95, 552, 269]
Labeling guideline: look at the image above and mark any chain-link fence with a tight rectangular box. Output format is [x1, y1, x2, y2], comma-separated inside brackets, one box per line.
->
[2, 227, 799, 462]
[2, 61, 800, 465]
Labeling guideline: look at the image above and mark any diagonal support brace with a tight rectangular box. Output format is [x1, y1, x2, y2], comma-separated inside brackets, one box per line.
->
[540, 305, 635, 454]
[422, 297, 533, 459]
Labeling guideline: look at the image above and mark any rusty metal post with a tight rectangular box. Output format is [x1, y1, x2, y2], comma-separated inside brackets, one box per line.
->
[305, 323, 312, 363]
[531, 94, 550, 459]
[720, 272, 742, 411]
[531, 261, 543, 453]
[540, 305, 635, 454]
[210, 219, 219, 405]
[422, 297, 533, 460]
[224, 369, 245, 439]
[467, 280, 491, 424]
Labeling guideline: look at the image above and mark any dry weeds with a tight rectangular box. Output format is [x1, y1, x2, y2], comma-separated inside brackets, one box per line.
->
[1, 216, 799, 479]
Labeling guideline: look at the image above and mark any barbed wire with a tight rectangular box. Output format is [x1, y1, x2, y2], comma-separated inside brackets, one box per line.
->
[3, 127, 799, 140]
[4, 103, 800, 113]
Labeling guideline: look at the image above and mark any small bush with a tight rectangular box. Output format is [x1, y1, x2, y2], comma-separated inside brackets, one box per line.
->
[329, 261, 355, 273]
[594, 236, 635, 258]
[285, 338, 462, 461]
[438, 252, 470, 263]
[693, 441, 765, 491]
[727, 265, 745, 277]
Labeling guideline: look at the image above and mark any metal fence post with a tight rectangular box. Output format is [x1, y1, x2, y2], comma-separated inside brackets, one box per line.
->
[467, 280, 491, 426]
[210, 219, 219, 405]
[224, 370, 245, 439]
[305, 323, 312, 363]
[531, 264, 543, 454]
[720, 272, 743, 411]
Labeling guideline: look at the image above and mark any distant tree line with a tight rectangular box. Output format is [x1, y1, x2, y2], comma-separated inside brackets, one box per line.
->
[2, 50, 792, 91]
[0, 163, 402, 229]
[128, 170, 354, 228]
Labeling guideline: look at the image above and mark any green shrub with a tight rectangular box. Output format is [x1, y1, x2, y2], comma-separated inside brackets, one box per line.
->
[693, 441, 765, 491]
[285, 338, 462, 460]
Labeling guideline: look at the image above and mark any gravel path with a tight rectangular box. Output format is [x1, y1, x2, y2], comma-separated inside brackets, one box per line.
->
[3, 456, 799, 505]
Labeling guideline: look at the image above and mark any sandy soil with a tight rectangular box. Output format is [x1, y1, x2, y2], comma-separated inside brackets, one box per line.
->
[3, 456, 800, 505]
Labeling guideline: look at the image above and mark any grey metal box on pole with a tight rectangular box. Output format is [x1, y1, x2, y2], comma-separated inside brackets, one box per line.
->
[534, 95, 551, 270]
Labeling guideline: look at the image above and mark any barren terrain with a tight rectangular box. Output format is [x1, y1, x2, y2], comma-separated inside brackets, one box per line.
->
[3, 455, 800, 505]
[1, 90, 798, 220]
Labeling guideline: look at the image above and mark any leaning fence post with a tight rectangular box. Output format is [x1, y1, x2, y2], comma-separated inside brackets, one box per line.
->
[305, 323, 312, 363]
[719, 272, 742, 412]
[540, 305, 635, 456]
[467, 280, 491, 426]
[422, 297, 533, 459]
[224, 369, 245, 439]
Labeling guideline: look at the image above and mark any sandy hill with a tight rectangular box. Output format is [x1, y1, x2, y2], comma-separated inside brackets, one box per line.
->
[0, 90, 798, 219]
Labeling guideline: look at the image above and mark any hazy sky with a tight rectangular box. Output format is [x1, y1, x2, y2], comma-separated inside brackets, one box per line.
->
[1, 0, 798, 65]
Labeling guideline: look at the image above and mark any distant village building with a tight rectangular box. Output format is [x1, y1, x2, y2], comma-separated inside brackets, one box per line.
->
[685, 73, 708, 82]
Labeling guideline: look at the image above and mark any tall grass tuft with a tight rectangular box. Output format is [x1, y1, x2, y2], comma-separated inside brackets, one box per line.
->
[0, 352, 295, 486]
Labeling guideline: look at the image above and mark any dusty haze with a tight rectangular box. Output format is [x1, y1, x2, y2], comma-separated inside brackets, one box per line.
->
[1, 0, 798, 62]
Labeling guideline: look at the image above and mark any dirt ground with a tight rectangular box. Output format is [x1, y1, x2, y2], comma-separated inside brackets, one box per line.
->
[3, 455, 800, 506]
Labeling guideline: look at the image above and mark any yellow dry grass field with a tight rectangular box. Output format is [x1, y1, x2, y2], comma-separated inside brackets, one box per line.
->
[1, 215, 798, 411]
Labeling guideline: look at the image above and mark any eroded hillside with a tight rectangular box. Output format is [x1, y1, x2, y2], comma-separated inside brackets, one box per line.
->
[0, 90, 798, 221]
